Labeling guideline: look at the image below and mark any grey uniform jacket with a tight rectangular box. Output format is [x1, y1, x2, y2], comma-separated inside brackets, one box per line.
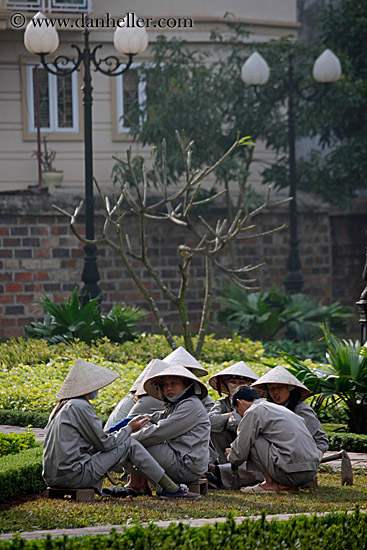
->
[43, 397, 133, 488]
[133, 395, 210, 477]
[209, 395, 241, 433]
[294, 400, 329, 453]
[228, 399, 321, 473]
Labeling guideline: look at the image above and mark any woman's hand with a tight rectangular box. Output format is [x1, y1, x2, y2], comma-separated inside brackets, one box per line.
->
[128, 415, 150, 433]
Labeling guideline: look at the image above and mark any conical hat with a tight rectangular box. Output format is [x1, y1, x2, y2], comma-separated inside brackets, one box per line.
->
[209, 361, 259, 394]
[56, 359, 118, 399]
[144, 364, 208, 401]
[251, 365, 310, 399]
[163, 346, 208, 377]
[134, 359, 171, 396]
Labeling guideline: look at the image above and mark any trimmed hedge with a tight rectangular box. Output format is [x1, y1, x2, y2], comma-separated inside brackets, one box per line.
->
[0, 446, 45, 504]
[0, 432, 37, 457]
[0, 510, 366, 549]
[326, 431, 367, 453]
[0, 410, 50, 429]
[0, 409, 108, 429]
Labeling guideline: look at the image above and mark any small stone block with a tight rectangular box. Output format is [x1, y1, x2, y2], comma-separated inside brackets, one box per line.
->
[46, 487, 95, 502]
[188, 478, 208, 496]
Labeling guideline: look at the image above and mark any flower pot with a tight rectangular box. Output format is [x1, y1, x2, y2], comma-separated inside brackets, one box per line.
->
[41, 170, 64, 190]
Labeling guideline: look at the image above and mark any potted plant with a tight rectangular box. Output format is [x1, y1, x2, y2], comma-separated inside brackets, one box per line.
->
[34, 137, 64, 189]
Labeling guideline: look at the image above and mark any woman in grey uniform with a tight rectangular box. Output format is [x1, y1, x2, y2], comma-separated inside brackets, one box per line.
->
[208, 361, 259, 463]
[125, 364, 211, 493]
[252, 365, 329, 454]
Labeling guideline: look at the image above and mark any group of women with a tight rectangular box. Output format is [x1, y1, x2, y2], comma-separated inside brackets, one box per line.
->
[42, 346, 328, 498]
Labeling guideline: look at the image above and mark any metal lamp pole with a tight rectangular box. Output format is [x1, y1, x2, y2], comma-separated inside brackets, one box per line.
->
[241, 48, 341, 294]
[24, 12, 147, 302]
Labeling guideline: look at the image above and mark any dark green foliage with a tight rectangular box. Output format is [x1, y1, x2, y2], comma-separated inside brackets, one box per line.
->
[24, 289, 145, 344]
[0, 432, 37, 458]
[326, 431, 367, 453]
[217, 284, 350, 341]
[263, 339, 327, 362]
[0, 446, 45, 504]
[283, 325, 367, 434]
[296, 0, 367, 206]
[0, 510, 366, 549]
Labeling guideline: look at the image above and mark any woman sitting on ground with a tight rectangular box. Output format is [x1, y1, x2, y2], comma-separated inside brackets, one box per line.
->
[208, 362, 259, 463]
[124, 364, 211, 495]
[252, 365, 329, 454]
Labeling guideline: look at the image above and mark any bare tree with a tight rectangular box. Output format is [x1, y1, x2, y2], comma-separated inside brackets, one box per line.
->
[54, 132, 290, 358]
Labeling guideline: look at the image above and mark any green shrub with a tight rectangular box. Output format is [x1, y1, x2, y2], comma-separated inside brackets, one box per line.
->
[326, 431, 367, 453]
[0, 432, 37, 457]
[0, 510, 366, 549]
[0, 446, 44, 504]
[263, 339, 327, 362]
[24, 289, 145, 344]
[0, 410, 50, 428]
[217, 284, 351, 341]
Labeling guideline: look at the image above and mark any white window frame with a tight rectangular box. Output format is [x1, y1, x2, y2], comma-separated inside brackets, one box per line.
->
[116, 63, 146, 135]
[7, 0, 91, 12]
[26, 63, 79, 134]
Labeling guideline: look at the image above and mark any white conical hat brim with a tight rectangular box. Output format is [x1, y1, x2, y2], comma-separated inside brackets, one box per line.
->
[163, 346, 208, 377]
[209, 361, 259, 393]
[144, 364, 208, 401]
[251, 365, 310, 399]
[56, 359, 118, 399]
[134, 359, 171, 396]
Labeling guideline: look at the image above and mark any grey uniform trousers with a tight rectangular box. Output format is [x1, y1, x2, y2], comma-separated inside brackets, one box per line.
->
[246, 435, 318, 487]
[81, 438, 164, 490]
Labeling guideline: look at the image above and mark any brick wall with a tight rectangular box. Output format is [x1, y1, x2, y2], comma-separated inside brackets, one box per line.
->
[0, 193, 364, 339]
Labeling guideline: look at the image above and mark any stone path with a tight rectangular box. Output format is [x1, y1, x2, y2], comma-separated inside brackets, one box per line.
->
[1, 424, 366, 542]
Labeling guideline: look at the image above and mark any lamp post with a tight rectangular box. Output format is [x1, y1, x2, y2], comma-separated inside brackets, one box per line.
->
[241, 48, 341, 294]
[24, 12, 148, 302]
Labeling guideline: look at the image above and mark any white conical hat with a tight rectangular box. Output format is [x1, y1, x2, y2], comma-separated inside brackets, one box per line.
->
[209, 361, 259, 394]
[252, 365, 310, 400]
[56, 359, 118, 399]
[163, 346, 208, 377]
[144, 364, 208, 401]
[134, 359, 171, 396]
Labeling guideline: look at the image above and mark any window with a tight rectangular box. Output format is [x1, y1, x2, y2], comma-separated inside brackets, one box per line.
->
[26, 64, 79, 134]
[116, 64, 145, 134]
[7, 0, 91, 12]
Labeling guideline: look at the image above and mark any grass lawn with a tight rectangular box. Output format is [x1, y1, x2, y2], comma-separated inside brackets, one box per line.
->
[0, 469, 366, 534]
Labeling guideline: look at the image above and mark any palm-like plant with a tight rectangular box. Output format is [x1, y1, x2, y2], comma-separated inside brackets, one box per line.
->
[25, 289, 144, 344]
[283, 324, 367, 434]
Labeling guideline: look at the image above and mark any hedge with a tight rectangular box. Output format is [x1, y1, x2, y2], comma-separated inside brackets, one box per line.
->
[0, 432, 37, 457]
[326, 431, 367, 453]
[0, 410, 108, 429]
[0, 446, 45, 504]
[0, 510, 366, 549]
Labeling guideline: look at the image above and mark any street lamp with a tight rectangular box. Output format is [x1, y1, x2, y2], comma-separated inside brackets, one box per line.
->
[241, 48, 341, 294]
[24, 11, 148, 302]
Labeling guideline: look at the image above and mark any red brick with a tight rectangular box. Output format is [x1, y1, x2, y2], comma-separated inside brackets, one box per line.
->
[34, 272, 50, 282]
[34, 248, 50, 258]
[3, 328, 23, 338]
[51, 226, 68, 235]
[15, 272, 32, 282]
[0, 227, 9, 235]
[0, 272, 12, 282]
[0, 294, 14, 304]
[16, 294, 34, 304]
[5, 282, 23, 293]
[0, 250, 12, 258]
